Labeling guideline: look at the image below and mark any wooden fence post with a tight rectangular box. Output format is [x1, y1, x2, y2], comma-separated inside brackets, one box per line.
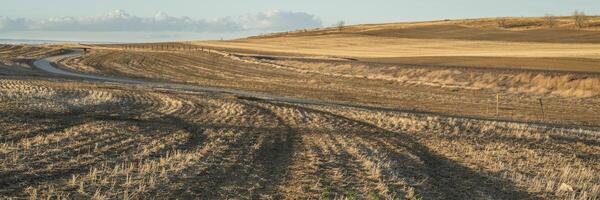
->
[538, 98, 545, 121]
[496, 93, 500, 117]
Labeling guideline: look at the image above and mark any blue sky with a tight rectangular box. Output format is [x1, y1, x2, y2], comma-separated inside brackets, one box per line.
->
[1, 0, 598, 42]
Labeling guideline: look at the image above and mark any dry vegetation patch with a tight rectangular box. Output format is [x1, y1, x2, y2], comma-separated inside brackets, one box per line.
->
[309, 105, 600, 200]
[3, 16, 600, 199]
[0, 78, 598, 199]
[265, 59, 600, 98]
[0, 45, 61, 64]
[198, 35, 600, 59]
[57, 47, 600, 126]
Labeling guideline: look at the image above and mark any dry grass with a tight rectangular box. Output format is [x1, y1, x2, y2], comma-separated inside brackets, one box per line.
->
[361, 56, 600, 73]
[55, 47, 600, 126]
[264, 59, 600, 98]
[250, 16, 600, 42]
[0, 45, 65, 77]
[0, 45, 61, 62]
[196, 35, 600, 59]
[0, 79, 597, 199]
[310, 105, 600, 200]
[194, 16, 600, 75]
[2, 16, 600, 199]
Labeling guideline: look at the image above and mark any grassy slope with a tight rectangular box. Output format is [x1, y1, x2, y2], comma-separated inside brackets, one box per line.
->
[195, 17, 600, 73]
[251, 16, 600, 43]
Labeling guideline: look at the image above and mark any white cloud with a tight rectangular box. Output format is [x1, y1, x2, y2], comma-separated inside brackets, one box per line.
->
[238, 10, 323, 30]
[0, 10, 322, 33]
[0, 16, 29, 31]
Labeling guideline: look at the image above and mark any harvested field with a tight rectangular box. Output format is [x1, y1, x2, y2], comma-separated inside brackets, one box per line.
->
[199, 35, 600, 59]
[59, 47, 600, 126]
[0, 44, 61, 64]
[0, 78, 598, 199]
[1, 16, 600, 200]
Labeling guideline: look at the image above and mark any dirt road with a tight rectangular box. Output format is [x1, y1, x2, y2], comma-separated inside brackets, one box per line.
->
[34, 50, 339, 105]
[34, 49, 599, 130]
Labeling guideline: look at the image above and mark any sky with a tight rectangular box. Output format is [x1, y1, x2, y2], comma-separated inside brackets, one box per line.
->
[1, 0, 599, 42]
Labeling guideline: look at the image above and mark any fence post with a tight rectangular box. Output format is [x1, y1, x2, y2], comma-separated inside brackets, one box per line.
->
[496, 93, 500, 117]
[538, 98, 545, 121]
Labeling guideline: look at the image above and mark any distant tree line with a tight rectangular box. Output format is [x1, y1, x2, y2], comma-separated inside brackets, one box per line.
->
[495, 10, 592, 29]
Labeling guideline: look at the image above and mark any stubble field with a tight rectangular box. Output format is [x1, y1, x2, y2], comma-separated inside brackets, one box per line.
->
[2, 16, 600, 199]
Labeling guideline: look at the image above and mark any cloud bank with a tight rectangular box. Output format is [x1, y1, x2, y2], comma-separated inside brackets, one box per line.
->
[0, 10, 322, 32]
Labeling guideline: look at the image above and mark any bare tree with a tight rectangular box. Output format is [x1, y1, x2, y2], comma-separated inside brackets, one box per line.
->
[496, 17, 507, 28]
[544, 15, 557, 28]
[573, 10, 588, 29]
[336, 21, 346, 31]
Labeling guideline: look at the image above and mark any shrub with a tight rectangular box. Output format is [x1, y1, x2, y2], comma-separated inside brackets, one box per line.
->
[573, 11, 588, 29]
[336, 21, 346, 31]
[496, 17, 507, 28]
[544, 15, 557, 28]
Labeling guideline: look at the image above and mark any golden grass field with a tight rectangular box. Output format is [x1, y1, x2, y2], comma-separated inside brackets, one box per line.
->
[199, 35, 600, 60]
[198, 17, 600, 72]
[1, 16, 600, 199]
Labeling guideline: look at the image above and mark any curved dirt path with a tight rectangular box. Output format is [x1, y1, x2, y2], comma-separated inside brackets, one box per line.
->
[33, 50, 332, 105]
[33, 49, 437, 115]
[32, 49, 600, 130]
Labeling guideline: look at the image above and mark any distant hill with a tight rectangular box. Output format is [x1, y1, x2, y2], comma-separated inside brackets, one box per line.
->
[248, 16, 600, 44]
[195, 16, 600, 73]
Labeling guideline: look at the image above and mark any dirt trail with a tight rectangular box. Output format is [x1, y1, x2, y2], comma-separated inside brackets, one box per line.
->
[34, 50, 342, 106]
[34, 49, 599, 131]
